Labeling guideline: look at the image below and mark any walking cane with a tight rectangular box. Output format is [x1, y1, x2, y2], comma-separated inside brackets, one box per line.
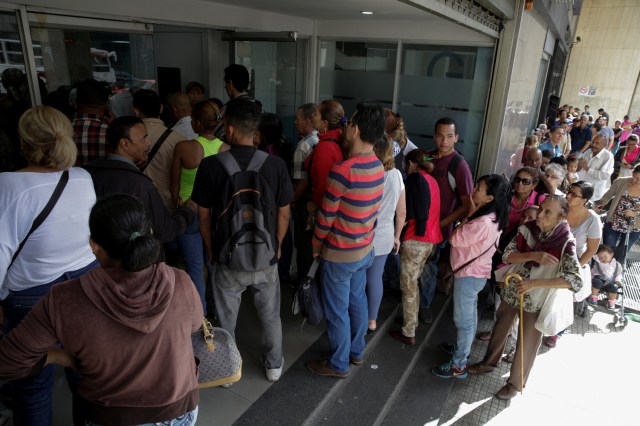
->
[504, 273, 524, 394]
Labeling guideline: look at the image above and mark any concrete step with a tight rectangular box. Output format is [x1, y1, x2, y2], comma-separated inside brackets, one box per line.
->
[233, 290, 454, 426]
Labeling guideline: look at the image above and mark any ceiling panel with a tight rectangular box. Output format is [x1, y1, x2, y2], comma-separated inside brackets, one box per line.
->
[202, 0, 443, 22]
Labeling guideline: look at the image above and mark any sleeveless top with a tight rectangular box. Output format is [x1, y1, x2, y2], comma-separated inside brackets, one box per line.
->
[179, 136, 223, 201]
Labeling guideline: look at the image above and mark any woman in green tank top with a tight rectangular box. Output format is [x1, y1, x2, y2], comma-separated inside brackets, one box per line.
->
[170, 99, 229, 317]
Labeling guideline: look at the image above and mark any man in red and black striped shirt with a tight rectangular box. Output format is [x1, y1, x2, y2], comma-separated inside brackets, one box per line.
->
[307, 101, 385, 378]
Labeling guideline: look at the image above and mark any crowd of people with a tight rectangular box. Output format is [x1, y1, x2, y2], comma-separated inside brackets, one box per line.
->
[0, 65, 639, 425]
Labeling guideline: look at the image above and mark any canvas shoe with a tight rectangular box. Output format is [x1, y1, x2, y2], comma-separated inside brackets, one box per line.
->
[265, 357, 284, 382]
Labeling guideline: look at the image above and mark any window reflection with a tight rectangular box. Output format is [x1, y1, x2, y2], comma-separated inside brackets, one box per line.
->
[30, 28, 155, 115]
[0, 12, 32, 171]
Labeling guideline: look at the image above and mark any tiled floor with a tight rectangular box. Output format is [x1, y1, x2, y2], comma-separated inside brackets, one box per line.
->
[438, 302, 640, 425]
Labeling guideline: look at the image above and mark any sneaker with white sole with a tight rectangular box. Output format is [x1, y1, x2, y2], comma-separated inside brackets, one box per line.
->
[266, 358, 284, 382]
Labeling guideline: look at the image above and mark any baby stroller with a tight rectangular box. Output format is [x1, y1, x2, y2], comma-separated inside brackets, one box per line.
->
[612, 218, 633, 327]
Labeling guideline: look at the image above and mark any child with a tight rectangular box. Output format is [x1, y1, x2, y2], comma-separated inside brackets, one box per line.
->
[566, 155, 579, 184]
[588, 244, 623, 311]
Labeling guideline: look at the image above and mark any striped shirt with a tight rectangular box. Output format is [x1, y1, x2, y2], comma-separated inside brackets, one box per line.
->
[312, 153, 384, 263]
[72, 113, 108, 166]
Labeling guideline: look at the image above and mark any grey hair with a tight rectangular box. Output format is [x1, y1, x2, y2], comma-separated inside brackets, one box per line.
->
[545, 163, 566, 181]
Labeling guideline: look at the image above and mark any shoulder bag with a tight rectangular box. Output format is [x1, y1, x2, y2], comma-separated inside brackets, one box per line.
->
[438, 237, 498, 297]
[8, 170, 69, 270]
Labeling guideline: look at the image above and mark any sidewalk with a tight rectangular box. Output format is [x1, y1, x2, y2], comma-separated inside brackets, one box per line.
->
[438, 304, 640, 425]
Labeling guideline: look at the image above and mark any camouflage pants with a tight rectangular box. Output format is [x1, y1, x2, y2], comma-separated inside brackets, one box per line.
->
[399, 240, 434, 337]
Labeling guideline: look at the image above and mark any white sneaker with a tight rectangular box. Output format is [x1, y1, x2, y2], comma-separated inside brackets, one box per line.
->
[265, 357, 284, 382]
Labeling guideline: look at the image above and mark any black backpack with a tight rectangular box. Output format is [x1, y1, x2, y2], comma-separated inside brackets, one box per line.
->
[215, 150, 276, 271]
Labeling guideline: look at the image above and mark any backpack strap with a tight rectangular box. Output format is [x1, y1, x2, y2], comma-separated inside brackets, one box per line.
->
[217, 151, 242, 176]
[142, 128, 173, 171]
[447, 152, 463, 193]
[217, 150, 269, 176]
[246, 150, 269, 172]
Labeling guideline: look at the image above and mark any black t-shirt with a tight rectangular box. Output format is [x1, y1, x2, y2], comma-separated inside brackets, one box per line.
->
[191, 144, 293, 260]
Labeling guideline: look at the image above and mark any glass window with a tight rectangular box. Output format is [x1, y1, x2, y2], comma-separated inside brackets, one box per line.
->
[0, 11, 33, 171]
[234, 40, 306, 146]
[30, 27, 155, 115]
[319, 41, 396, 116]
[397, 45, 493, 173]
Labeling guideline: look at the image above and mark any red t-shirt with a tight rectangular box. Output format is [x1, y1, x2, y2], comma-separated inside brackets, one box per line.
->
[305, 128, 343, 206]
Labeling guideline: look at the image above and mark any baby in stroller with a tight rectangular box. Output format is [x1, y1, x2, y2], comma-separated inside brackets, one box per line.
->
[588, 244, 623, 311]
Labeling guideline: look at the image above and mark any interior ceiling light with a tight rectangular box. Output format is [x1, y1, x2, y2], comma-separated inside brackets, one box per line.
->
[361, 11, 374, 15]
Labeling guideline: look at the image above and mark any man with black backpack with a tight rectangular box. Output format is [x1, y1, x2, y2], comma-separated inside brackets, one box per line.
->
[192, 97, 292, 382]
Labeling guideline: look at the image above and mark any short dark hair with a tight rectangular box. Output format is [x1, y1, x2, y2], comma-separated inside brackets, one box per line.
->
[541, 149, 553, 159]
[132, 89, 161, 118]
[434, 117, 458, 134]
[597, 244, 615, 255]
[258, 112, 284, 147]
[598, 108, 605, 113]
[550, 156, 568, 166]
[571, 181, 594, 201]
[89, 194, 161, 272]
[224, 97, 260, 135]
[297, 103, 317, 120]
[106, 116, 144, 151]
[76, 79, 110, 107]
[186, 81, 205, 93]
[224, 64, 250, 92]
[549, 126, 562, 134]
[593, 123, 602, 132]
[351, 101, 385, 144]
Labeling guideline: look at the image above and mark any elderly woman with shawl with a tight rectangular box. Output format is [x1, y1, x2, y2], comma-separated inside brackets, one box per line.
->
[466, 195, 582, 400]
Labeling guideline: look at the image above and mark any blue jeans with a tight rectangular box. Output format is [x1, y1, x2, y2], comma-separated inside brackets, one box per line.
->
[452, 276, 487, 368]
[602, 222, 640, 263]
[4, 259, 99, 426]
[86, 406, 198, 426]
[178, 218, 208, 316]
[365, 253, 389, 321]
[418, 241, 445, 309]
[321, 250, 374, 373]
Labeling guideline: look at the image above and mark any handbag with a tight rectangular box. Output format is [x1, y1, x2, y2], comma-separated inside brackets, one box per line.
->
[438, 238, 498, 297]
[191, 318, 242, 388]
[531, 240, 574, 335]
[535, 288, 574, 335]
[292, 259, 324, 326]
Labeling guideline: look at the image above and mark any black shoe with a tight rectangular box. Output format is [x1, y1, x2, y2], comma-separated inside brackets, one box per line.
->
[419, 308, 433, 324]
[439, 343, 456, 355]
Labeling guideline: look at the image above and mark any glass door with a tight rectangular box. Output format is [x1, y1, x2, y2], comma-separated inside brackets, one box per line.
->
[233, 40, 306, 145]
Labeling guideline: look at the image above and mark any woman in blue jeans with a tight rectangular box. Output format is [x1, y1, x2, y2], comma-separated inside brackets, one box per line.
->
[0, 106, 98, 426]
[595, 164, 640, 263]
[431, 174, 511, 379]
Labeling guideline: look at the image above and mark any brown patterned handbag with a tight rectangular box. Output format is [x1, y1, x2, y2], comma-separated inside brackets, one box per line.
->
[192, 318, 242, 388]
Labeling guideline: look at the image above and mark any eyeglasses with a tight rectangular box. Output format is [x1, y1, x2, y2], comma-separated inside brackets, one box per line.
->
[567, 191, 583, 198]
[513, 177, 533, 185]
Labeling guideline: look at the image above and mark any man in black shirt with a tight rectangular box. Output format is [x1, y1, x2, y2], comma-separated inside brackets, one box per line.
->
[192, 97, 292, 383]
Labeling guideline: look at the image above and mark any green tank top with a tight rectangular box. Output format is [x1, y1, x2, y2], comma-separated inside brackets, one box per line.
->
[179, 136, 224, 201]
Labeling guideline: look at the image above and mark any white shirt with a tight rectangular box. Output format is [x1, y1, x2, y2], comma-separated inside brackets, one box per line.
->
[0, 168, 97, 297]
[171, 116, 197, 140]
[578, 148, 614, 201]
[372, 168, 404, 256]
[292, 130, 319, 180]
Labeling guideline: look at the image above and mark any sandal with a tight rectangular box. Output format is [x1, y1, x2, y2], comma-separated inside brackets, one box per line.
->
[502, 347, 516, 363]
[476, 331, 492, 341]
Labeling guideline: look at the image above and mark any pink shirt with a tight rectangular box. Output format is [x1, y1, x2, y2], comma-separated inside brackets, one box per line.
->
[450, 213, 501, 279]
